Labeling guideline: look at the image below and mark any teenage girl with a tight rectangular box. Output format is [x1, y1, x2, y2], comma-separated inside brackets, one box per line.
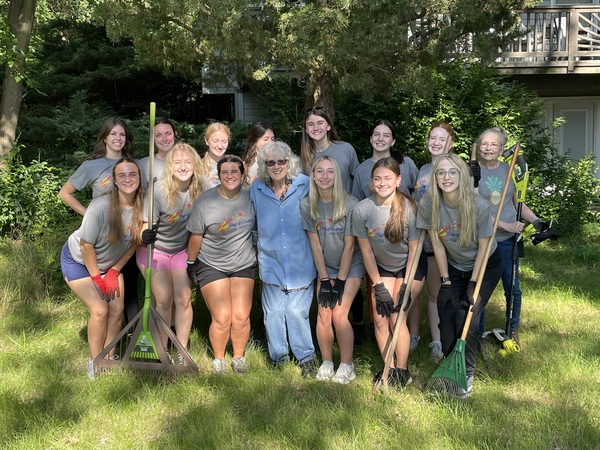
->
[242, 121, 275, 185]
[201, 122, 231, 187]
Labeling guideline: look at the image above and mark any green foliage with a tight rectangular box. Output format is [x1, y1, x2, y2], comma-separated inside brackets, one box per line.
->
[527, 150, 600, 235]
[0, 147, 72, 238]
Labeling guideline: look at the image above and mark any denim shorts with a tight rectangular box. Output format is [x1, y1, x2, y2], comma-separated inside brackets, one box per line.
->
[60, 242, 90, 281]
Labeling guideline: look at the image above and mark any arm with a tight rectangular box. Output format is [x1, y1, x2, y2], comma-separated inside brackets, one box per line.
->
[357, 237, 382, 285]
[80, 239, 101, 276]
[471, 235, 491, 283]
[497, 194, 524, 234]
[307, 231, 330, 283]
[520, 202, 540, 224]
[111, 243, 138, 273]
[429, 230, 450, 281]
[337, 235, 355, 281]
[59, 181, 86, 216]
[187, 233, 203, 262]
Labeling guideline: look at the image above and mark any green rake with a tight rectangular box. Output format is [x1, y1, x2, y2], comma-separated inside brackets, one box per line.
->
[427, 143, 521, 398]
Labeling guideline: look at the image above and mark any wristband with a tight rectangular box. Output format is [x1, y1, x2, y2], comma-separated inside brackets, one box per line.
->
[440, 276, 451, 284]
[186, 260, 196, 265]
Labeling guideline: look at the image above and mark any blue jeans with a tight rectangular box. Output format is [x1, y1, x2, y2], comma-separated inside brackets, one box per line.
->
[478, 238, 522, 333]
[262, 282, 315, 363]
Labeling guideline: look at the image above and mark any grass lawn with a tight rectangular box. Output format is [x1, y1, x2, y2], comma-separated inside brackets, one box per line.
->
[1, 226, 599, 449]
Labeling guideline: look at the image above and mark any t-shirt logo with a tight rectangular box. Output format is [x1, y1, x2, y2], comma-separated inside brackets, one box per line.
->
[100, 176, 112, 189]
[218, 210, 252, 234]
[485, 175, 503, 205]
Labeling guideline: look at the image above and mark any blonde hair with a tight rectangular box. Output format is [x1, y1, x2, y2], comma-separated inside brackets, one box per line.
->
[162, 142, 206, 209]
[428, 153, 477, 247]
[201, 122, 231, 177]
[107, 158, 144, 245]
[371, 157, 416, 243]
[308, 156, 347, 222]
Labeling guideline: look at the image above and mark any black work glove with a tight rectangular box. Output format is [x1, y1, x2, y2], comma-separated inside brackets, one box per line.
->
[437, 284, 455, 311]
[186, 259, 201, 284]
[466, 280, 480, 306]
[317, 280, 333, 308]
[374, 283, 394, 317]
[469, 160, 481, 188]
[330, 278, 346, 308]
[141, 219, 160, 245]
[531, 218, 550, 233]
[395, 282, 412, 312]
[531, 228, 559, 246]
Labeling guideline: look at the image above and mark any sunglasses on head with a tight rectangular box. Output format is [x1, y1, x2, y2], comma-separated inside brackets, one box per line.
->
[265, 159, 288, 167]
[304, 106, 326, 115]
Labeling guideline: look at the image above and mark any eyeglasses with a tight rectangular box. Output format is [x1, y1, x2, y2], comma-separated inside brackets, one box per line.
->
[265, 159, 288, 167]
[435, 168, 460, 179]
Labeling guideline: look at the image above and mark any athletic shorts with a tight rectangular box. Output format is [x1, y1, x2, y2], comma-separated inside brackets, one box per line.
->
[61, 242, 91, 282]
[195, 260, 256, 289]
[136, 246, 188, 271]
[377, 251, 427, 281]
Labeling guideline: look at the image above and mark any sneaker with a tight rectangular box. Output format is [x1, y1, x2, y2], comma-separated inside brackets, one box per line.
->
[451, 376, 474, 399]
[231, 356, 249, 374]
[409, 335, 421, 352]
[511, 330, 520, 346]
[176, 350, 185, 366]
[389, 367, 412, 388]
[429, 341, 444, 362]
[86, 359, 97, 381]
[298, 359, 317, 378]
[332, 363, 356, 385]
[106, 354, 119, 361]
[212, 358, 228, 375]
[164, 348, 175, 364]
[316, 361, 335, 380]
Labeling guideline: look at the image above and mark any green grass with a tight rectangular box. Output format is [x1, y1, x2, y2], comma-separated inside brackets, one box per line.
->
[1, 227, 599, 449]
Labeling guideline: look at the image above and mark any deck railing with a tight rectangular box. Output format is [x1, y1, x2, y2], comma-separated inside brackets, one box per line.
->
[496, 7, 600, 74]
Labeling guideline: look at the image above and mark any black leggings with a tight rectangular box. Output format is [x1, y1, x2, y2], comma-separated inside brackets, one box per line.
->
[121, 254, 140, 324]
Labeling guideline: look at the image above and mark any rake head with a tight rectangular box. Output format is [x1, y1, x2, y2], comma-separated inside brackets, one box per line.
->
[131, 331, 159, 361]
[427, 338, 468, 396]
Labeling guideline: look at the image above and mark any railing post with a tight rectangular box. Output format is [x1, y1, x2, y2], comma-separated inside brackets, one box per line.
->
[567, 8, 577, 72]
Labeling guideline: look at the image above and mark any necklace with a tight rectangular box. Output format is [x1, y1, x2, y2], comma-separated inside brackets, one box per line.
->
[269, 181, 291, 201]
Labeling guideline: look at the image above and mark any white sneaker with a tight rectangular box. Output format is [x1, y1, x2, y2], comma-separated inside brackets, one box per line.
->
[231, 356, 248, 374]
[315, 361, 335, 380]
[409, 335, 421, 352]
[212, 358, 227, 375]
[86, 359, 97, 381]
[451, 376, 474, 399]
[429, 341, 444, 362]
[332, 363, 356, 385]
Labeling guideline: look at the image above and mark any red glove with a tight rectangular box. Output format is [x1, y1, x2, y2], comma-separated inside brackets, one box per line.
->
[91, 273, 108, 300]
[103, 268, 121, 302]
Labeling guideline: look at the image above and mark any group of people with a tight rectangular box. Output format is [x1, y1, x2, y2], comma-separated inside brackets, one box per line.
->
[59, 109, 543, 397]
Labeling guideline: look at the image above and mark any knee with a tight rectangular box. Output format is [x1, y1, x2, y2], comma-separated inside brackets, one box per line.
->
[232, 315, 250, 330]
[332, 309, 349, 326]
[89, 306, 109, 322]
[211, 315, 231, 331]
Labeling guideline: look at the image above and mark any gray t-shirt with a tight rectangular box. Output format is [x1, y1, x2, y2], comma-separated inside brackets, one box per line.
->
[67, 195, 134, 271]
[413, 162, 434, 253]
[144, 180, 194, 254]
[417, 194, 496, 272]
[478, 162, 517, 243]
[314, 141, 359, 193]
[139, 155, 166, 190]
[206, 158, 220, 188]
[187, 185, 256, 271]
[67, 157, 120, 198]
[351, 156, 418, 200]
[300, 195, 365, 279]
[351, 195, 419, 272]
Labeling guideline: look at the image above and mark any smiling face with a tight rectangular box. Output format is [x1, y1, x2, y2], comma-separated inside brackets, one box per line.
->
[372, 166, 400, 201]
[266, 154, 289, 184]
[435, 158, 461, 196]
[219, 161, 243, 192]
[312, 158, 335, 191]
[206, 131, 229, 161]
[478, 131, 502, 163]
[370, 124, 395, 154]
[257, 129, 275, 149]
[171, 149, 194, 184]
[104, 125, 127, 156]
[113, 161, 140, 195]
[154, 123, 175, 156]
[428, 126, 451, 157]
[305, 114, 331, 143]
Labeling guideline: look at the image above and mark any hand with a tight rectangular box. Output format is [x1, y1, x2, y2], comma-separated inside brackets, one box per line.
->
[90, 273, 108, 301]
[468, 160, 481, 188]
[186, 259, 201, 284]
[466, 280, 479, 306]
[141, 220, 160, 245]
[330, 279, 346, 308]
[103, 268, 121, 301]
[505, 221, 524, 234]
[531, 218, 550, 233]
[436, 284, 455, 310]
[374, 283, 394, 317]
[396, 282, 412, 312]
[317, 279, 333, 308]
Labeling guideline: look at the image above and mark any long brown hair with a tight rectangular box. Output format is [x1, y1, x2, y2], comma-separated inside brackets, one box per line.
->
[90, 117, 134, 159]
[242, 121, 274, 179]
[107, 157, 144, 245]
[371, 157, 416, 243]
[300, 107, 340, 174]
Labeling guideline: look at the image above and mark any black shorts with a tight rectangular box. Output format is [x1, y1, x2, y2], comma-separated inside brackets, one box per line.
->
[377, 251, 427, 281]
[195, 260, 256, 289]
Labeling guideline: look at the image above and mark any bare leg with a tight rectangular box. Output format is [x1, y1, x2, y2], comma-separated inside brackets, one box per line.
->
[172, 268, 193, 348]
[201, 278, 232, 359]
[332, 278, 361, 365]
[229, 277, 254, 358]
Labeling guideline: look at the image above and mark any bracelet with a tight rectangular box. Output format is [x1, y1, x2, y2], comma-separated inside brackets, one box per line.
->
[319, 277, 330, 282]
[186, 260, 196, 265]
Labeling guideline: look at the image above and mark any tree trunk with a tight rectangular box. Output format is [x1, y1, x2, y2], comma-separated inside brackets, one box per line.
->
[305, 71, 335, 120]
[0, 0, 37, 162]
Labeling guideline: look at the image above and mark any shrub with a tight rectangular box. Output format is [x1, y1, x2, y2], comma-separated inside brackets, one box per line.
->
[0, 147, 73, 238]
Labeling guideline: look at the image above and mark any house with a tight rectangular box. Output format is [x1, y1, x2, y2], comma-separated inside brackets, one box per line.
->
[496, 1, 600, 172]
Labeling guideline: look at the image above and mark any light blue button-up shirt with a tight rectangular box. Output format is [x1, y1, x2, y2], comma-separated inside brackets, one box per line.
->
[250, 174, 316, 290]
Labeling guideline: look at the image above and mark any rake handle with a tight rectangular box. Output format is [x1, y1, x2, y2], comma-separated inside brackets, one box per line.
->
[459, 142, 520, 341]
[144, 102, 156, 331]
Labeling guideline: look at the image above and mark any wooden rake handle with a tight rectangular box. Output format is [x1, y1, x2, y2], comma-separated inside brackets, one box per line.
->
[374, 229, 426, 393]
[459, 142, 520, 341]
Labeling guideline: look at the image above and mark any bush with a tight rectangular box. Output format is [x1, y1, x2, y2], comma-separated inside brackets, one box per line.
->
[0, 148, 73, 238]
